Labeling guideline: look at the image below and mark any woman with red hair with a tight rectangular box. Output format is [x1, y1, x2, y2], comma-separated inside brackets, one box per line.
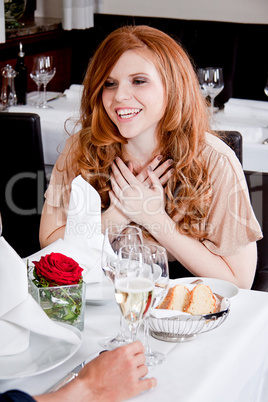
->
[40, 25, 262, 288]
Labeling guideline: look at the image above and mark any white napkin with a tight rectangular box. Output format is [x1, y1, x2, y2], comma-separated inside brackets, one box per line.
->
[64, 175, 104, 283]
[0, 237, 81, 356]
[64, 84, 83, 102]
[224, 98, 268, 119]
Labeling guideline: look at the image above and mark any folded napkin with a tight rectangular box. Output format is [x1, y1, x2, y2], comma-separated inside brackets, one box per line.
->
[64, 84, 83, 102]
[64, 175, 104, 283]
[224, 98, 268, 119]
[0, 237, 81, 356]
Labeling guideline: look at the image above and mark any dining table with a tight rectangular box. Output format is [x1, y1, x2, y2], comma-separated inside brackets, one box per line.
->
[1, 276, 268, 402]
[6, 87, 268, 174]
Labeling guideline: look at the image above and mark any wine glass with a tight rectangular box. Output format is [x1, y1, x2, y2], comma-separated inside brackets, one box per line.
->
[0, 212, 2, 237]
[143, 244, 169, 366]
[115, 245, 155, 343]
[264, 73, 268, 97]
[197, 68, 208, 98]
[30, 56, 56, 109]
[200, 67, 224, 117]
[100, 225, 143, 350]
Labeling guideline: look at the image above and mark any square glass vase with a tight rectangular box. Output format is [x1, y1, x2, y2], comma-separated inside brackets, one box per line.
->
[28, 268, 86, 331]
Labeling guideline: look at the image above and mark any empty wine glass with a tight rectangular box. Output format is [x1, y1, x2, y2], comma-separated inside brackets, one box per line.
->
[115, 245, 155, 343]
[100, 225, 143, 350]
[200, 67, 224, 117]
[30, 55, 56, 109]
[264, 73, 268, 97]
[143, 244, 169, 366]
[197, 68, 208, 98]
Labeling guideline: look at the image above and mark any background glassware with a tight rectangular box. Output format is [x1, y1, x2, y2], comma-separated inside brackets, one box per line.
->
[30, 55, 56, 109]
[29, 56, 44, 108]
[200, 67, 224, 117]
[100, 225, 143, 350]
[264, 74, 268, 97]
[197, 68, 208, 98]
[115, 245, 155, 343]
[40, 56, 56, 109]
[143, 244, 169, 366]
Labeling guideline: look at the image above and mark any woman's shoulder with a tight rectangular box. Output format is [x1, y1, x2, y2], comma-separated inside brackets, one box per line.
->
[202, 132, 243, 177]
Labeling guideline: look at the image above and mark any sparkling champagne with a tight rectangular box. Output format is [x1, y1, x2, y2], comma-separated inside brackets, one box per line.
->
[115, 277, 154, 324]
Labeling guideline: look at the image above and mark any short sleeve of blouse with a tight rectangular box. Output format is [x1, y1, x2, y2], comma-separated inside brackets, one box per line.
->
[44, 133, 79, 214]
[201, 134, 262, 256]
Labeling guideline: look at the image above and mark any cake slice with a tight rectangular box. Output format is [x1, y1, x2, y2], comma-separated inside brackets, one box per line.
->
[158, 284, 191, 311]
[184, 284, 217, 315]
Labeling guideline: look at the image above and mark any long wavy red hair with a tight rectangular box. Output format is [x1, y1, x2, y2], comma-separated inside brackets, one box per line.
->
[70, 25, 213, 239]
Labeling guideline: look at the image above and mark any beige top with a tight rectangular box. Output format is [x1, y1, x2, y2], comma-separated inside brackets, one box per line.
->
[45, 132, 262, 257]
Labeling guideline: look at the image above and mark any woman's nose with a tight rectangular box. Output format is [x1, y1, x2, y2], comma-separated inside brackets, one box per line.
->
[114, 83, 132, 101]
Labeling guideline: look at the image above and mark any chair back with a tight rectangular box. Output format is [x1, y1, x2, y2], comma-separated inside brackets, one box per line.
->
[216, 130, 243, 165]
[0, 112, 46, 257]
[245, 171, 268, 291]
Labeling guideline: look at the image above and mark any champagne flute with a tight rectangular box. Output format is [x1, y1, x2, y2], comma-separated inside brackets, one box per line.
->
[115, 245, 155, 343]
[100, 224, 143, 350]
[201, 67, 224, 117]
[143, 244, 169, 366]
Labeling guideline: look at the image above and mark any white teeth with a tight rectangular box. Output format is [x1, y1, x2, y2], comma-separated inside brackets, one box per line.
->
[116, 108, 141, 118]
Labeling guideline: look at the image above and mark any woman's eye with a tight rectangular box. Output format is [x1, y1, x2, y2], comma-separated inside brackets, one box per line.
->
[104, 81, 116, 88]
[133, 78, 146, 85]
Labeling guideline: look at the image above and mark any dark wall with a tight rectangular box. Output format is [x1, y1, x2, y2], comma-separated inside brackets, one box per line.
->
[70, 14, 268, 107]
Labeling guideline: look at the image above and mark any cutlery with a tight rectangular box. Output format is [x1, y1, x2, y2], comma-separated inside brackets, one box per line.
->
[46, 351, 102, 393]
[47, 93, 66, 102]
[46, 361, 85, 392]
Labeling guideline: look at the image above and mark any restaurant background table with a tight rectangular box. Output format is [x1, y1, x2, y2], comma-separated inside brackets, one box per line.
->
[7, 91, 268, 174]
[1, 283, 268, 402]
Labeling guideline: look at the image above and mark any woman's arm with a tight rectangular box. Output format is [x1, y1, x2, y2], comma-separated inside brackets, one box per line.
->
[110, 158, 257, 289]
[39, 202, 67, 248]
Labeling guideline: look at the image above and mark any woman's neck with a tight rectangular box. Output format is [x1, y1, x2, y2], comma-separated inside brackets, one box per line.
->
[122, 141, 157, 174]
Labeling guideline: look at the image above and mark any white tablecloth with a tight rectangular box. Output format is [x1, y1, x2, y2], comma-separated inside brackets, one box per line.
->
[1, 286, 268, 402]
[211, 98, 268, 173]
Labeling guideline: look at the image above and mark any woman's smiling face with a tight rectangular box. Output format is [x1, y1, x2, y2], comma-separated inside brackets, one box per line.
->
[102, 50, 166, 144]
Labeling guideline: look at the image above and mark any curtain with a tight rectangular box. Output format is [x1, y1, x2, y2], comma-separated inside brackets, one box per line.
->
[0, 0, 5, 43]
[62, 0, 102, 31]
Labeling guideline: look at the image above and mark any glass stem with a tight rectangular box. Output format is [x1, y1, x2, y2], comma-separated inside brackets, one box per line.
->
[43, 84, 48, 108]
[37, 84, 41, 108]
[144, 316, 151, 354]
[129, 323, 139, 342]
[210, 96, 215, 118]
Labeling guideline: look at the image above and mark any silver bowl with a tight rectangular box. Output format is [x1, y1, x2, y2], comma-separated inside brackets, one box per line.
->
[149, 299, 230, 342]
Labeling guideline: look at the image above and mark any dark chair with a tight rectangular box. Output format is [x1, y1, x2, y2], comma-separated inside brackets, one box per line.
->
[245, 171, 268, 291]
[0, 112, 47, 258]
[216, 130, 243, 165]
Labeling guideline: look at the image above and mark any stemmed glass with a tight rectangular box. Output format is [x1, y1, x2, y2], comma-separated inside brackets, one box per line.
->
[30, 55, 56, 109]
[143, 244, 169, 366]
[197, 68, 208, 99]
[264, 74, 268, 97]
[199, 67, 224, 117]
[100, 225, 143, 350]
[115, 245, 155, 343]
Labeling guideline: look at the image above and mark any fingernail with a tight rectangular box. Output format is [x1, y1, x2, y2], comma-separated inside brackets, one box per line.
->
[148, 166, 153, 172]
[170, 168, 175, 174]
[168, 159, 174, 165]
[157, 155, 163, 161]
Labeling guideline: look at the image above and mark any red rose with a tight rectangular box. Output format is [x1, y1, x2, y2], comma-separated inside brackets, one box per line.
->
[33, 253, 83, 286]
